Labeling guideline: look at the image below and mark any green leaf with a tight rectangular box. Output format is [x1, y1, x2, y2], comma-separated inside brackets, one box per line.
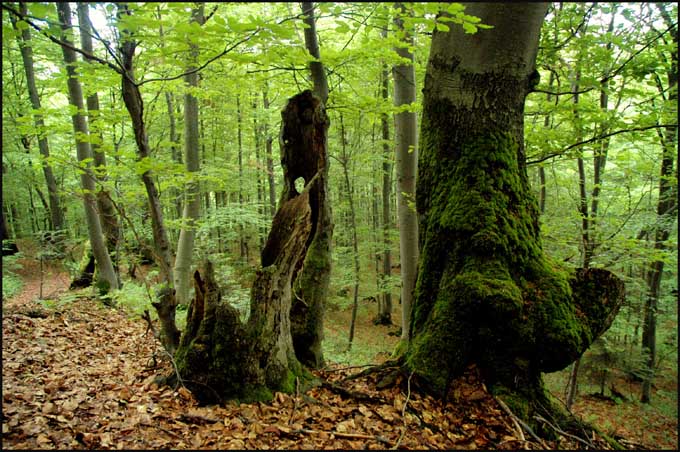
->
[462, 22, 477, 34]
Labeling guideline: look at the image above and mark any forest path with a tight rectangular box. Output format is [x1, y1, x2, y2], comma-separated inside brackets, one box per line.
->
[1, 260, 626, 450]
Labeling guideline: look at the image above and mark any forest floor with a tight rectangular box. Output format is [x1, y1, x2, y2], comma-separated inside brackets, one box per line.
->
[2, 253, 677, 450]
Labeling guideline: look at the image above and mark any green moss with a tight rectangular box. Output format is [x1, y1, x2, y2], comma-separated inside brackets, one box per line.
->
[240, 385, 274, 403]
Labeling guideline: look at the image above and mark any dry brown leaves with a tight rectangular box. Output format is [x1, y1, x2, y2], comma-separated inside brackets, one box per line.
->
[2, 290, 618, 450]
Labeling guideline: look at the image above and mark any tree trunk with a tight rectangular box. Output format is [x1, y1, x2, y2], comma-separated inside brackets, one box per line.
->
[117, 4, 178, 353]
[301, 2, 329, 104]
[641, 4, 677, 404]
[175, 91, 325, 404]
[377, 45, 393, 326]
[291, 8, 334, 368]
[57, 2, 118, 294]
[236, 95, 249, 262]
[77, 2, 121, 278]
[263, 87, 277, 219]
[338, 115, 362, 349]
[393, 3, 419, 339]
[174, 3, 205, 307]
[404, 3, 624, 433]
[11, 3, 65, 239]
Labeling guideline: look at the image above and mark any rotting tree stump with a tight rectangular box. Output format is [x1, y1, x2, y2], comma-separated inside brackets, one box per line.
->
[173, 91, 329, 404]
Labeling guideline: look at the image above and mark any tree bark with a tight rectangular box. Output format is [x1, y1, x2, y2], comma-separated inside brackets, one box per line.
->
[393, 3, 419, 339]
[404, 3, 624, 433]
[301, 2, 329, 104]
[77, 2, 121, 277]
[117, 4, 178, 353]
[338, 114, 361, 348]
[236, 94, 249, 262]
[11, 3, 65, 239]
[57, 2, 118, 293]
[175, 91, 325, 404]
[174, 3, 205, 306]
[642, 5, 677, 402]
[263, 87, 277, 219]
[377, 42, 393, 326]
[291, 8, 334, 368]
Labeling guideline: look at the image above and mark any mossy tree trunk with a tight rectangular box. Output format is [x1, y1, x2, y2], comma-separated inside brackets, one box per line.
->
[405, 3, 625, 432]
[175, 91, 327, 403]
[287, 91, 333, 369]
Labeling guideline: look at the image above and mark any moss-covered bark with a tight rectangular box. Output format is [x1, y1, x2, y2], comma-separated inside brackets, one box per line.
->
[279, 90, 332, 369]
[404, 4, 625, 435]
[173, 91, 325, 404]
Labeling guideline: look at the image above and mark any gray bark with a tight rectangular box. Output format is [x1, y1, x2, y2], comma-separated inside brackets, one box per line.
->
[77, 2, 120, 274]
[393, 3, 419, 340]
[57, 2, 118, 292]
[263, 88, 277, 219]
[11, 3, 65, 236]
[174, 3, 205, 306]
[301, 2, 329, 103]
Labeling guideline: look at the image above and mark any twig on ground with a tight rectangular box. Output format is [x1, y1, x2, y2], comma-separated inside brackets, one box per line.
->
[278, 425, 392, 446]
[321, 381, 387, 404]
[494, 396, 548, 449]
[534, 415, 595, 449]
[393, 371, 414, 450]
[322, 363, 378, 372]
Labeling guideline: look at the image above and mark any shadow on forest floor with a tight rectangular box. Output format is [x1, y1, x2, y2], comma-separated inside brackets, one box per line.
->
[2, 253, 675, 449]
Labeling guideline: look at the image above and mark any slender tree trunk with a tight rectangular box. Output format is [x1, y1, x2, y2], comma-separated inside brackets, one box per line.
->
[11, 3, 65, 238]
[393, 3, 419, 339]
[377, 44, 393, 326]
[301, 2, 329, 103]
[253, 97, 266, 249]
[174, 3, 205, 307]
[641, 8, 677, 402]
[57, 2, 118, 293]
[339, 115, 361, 349]
[236, 95, 249, 262]
[406, 3, 624, 432]
[157, 4, 182, 223]
[77, 2, 121, 278]
[118, 4, 178, 353]
[263, 87, 277, 219]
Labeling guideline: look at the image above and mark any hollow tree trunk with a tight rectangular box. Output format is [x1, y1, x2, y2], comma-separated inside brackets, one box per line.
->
[404, 3, 624, 433]
[290, 9, 334, 369]
[174, 91, 326, 404]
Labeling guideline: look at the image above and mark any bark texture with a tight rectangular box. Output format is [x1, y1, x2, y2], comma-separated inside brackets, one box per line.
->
[393, 3, 419, 340]
[57, 2, 118, 293]
[174, 3, 205, 306]
[117, 5, 178, 353]
[11, 3, 65, 237]
[175, 92, 324, 403]
[405, 2, 625, 432]
[286, 92, 332, 369]
[77, 3, 120, 274]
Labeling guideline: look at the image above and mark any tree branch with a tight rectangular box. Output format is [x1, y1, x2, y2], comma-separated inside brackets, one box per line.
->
[2, 3, 123, 75]
[527, 124, 679, 165]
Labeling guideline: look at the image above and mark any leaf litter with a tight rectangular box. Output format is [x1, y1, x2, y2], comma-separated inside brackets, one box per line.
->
[3, 277, 625, 450]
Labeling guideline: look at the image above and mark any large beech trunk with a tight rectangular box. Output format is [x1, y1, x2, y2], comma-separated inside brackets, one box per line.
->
[404, 3, 625, 433]
[175, 91, 328, 403]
